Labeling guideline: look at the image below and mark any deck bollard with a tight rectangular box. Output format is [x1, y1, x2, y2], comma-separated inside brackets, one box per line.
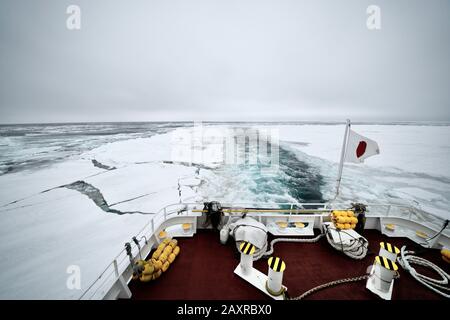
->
[373, 255, 398, 292]
[239, 242, 256, 274]
[379, 242, 400, 262]
[266, 257, 286, 296]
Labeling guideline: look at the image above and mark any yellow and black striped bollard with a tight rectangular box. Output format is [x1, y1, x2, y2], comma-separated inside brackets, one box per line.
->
[379, 241, 400, 262]
[239, 241, 256, 274]
[266, 257, 286, 296]
[374, 255, 398, 292]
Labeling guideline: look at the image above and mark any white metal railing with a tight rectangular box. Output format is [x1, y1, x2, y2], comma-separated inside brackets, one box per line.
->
[78, 201, 449, 300]
[78, 202, 200, 300]
[365, 203, 449, 235]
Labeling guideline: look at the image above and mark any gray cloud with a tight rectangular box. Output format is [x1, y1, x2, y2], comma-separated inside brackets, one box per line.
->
[0, 0, 449, 123]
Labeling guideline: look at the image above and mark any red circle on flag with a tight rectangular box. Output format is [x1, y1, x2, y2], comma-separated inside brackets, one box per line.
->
[356, 141, 367, 158]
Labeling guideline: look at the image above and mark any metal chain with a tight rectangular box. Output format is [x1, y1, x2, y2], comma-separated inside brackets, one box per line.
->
[290, 274, 369, 300]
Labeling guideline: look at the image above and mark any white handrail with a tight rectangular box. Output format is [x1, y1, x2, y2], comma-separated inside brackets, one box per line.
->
[78, 201, 448, 299]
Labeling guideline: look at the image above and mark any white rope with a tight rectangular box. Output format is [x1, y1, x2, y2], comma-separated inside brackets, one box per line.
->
[236, 228, 367, 261]
[397, 246, 450, 298]
[231, 222, 367, 261]
[258, 234, 325, 260]
[325, 227, 368, 260]
[236, 233, 325, 262]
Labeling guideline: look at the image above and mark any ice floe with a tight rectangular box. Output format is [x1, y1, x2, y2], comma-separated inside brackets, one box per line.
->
[0, 131, 203, 299]
[0, 123, 449, 299]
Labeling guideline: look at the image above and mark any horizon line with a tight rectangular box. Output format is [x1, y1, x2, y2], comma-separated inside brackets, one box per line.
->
[1, 120, 450, 126]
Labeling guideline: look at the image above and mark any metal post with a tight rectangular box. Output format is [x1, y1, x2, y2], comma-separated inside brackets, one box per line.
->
[334, 119, 351, 199]
[113, 259, 119, 278]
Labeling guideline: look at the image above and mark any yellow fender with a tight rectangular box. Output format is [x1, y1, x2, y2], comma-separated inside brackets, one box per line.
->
[140, 273, 153, 282]
[168, 253, 176, 264]
[169, 239, 178, 248]
[142, 263, 154, 276]
[336, 216, 346, 224]
[139, 241, 181, 282]
[152, 249, 162, 260]
[152, 269, 162, 280]
[163, 246, 173, 255]
[162, 261, 170, 272]
[159, 253, 168, 264]
[332, 211, 340, 217]
[154, 260, 163, 271]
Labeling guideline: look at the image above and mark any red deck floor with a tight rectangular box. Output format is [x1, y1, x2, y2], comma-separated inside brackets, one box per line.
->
[128, 229, 448, 300]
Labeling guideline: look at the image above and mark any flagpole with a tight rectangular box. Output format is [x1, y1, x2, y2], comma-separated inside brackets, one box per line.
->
[334, 119, 351, 199]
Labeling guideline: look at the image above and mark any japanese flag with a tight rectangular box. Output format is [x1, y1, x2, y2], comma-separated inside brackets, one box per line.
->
[344, 129, 380, 163]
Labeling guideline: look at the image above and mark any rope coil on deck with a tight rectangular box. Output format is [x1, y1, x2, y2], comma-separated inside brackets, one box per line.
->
[397, 246, 450, 298]
[325, 227, 369, 260]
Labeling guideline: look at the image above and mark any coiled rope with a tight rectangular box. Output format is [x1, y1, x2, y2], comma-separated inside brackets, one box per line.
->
[397, 246, 450, 298]
[325, 227, 369, 260]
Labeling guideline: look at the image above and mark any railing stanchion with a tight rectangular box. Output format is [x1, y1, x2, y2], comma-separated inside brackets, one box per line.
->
[113, 259, 119, 278]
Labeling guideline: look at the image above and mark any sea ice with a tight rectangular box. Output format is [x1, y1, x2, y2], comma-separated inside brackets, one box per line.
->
[0, 123, 449, 300]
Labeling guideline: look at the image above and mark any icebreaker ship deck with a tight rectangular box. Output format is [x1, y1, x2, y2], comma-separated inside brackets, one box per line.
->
[79, 202, 450, 300]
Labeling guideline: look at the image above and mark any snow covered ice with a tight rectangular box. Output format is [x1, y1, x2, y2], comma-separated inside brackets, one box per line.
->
[271, 124, 450, 218]
[0, 123, 449, 299]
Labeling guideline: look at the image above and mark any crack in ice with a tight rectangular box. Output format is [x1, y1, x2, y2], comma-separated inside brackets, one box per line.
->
[64, 181, 154, 215]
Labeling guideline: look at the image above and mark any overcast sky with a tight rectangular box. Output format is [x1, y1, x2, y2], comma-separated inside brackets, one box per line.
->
[0, 0, 449, 123]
